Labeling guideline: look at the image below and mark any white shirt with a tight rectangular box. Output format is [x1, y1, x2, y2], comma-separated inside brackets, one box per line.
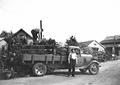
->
[69, 53, 77, 60]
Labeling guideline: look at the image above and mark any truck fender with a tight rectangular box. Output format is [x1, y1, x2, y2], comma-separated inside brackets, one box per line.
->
[87, 60, 101, 68]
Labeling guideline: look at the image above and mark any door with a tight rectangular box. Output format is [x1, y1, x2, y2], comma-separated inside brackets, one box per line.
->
[75, 50, 84, 67]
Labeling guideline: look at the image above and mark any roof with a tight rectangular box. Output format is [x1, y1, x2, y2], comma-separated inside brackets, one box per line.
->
[11, 28, 33, 39]
[69, 46, 80, 49]
[79, 40, 105, 48]
[101, 35, 120, 44]
[101, 39, 120, 44]
[79, 40, 94, 46]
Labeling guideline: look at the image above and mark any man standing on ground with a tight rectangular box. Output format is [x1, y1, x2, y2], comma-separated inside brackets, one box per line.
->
[68, 49, 77, 77]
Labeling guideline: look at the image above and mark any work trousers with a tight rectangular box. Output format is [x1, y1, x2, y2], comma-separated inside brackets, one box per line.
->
[68, 59, 76, 76]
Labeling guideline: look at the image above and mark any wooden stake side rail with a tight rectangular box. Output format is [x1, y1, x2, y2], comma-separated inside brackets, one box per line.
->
[20, 49, 54, 54]
[22, 54, 67, 64]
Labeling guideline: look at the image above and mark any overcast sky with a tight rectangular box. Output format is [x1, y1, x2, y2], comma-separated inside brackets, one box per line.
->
[0, 0, 120, 43]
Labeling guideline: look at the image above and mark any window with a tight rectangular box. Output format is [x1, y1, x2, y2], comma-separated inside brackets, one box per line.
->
[92, 47, 98, 51]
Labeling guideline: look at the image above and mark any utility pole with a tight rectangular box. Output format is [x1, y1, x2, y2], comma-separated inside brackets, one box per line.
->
[38, 20, 43, 42]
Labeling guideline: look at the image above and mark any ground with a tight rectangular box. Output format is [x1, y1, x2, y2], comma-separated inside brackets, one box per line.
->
[0, 60, 120, 85]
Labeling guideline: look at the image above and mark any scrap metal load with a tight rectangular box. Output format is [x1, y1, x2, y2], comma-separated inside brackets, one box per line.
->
[21, 45, 55, 54]
[21, 45, 67, 55]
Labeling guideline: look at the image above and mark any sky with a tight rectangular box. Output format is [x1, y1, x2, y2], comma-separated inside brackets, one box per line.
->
[0, 0, 120, 43]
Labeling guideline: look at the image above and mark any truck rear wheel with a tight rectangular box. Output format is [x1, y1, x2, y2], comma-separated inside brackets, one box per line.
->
[32, 63, 47, 76]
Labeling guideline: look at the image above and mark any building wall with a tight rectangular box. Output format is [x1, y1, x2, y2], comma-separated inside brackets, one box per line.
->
[88, 41, 105, 52]
[12, 31, 33, 44]
[13, 31, 31, 40]
[0, 40, 7, 57]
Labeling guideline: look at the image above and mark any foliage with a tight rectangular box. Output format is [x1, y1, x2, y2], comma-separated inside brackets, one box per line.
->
[66, 36, 78, 46]
[38, 38, 56, 46]
[79, 43, 93, 54]
[0, 31, 13, 38]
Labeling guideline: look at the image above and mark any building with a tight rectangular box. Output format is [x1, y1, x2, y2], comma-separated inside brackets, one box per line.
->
[101, 35, 120, 56]
[11, 28, 32, 40]
[80, 40, 105, 52]
[0, 38, 7, 57]
[10, 28, 33, 44]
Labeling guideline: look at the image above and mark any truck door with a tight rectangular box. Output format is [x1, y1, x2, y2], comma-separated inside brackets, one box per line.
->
[75, 49, 84, 67]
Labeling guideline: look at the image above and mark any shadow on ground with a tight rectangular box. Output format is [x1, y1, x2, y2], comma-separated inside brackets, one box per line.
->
[47, 71, 90, 77]
[0, 71, 90, 80]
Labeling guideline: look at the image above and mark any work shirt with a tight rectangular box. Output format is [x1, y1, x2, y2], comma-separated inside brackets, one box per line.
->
[70, 53, 77, 60]
[68, 53, 77, 63]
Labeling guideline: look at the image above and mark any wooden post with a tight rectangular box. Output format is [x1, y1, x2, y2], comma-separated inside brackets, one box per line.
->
[45, 55, 48, 64]
[52, 55, 54, 64]
[31, 55, 34, 64]
[38, 20, 43, 42]
[60, 55, 62, 64]
[40, 20, 43, 39]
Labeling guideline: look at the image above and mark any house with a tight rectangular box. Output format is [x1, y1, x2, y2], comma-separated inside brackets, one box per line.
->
[101, 35, 120, 56]
[10, 28, 33, 44]
[0, 38, 7, 57]
[11, 28, 33, 40]
[79, 40, 105, 52]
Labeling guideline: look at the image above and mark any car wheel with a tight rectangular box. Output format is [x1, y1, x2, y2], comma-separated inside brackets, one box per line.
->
[32, 63, 47, 76]
[79, 69, 87, 73]
[89, 63, 99, 75]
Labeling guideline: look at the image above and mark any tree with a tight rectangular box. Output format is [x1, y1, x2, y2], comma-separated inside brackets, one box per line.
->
[0, 30, 13, 38]
[79, 43, 93, 54]
[66, 36, 78, 46]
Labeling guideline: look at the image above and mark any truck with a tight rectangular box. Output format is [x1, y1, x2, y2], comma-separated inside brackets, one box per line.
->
[18, 45, 100, 76]
[0, 43, 100, 79]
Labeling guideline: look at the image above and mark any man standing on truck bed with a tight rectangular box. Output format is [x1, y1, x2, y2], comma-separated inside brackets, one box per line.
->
[68, 49, 77, 77]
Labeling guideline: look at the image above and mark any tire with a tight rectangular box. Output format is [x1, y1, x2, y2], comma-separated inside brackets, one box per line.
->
[89, 63, 99, 75]
[32, 63, 47, 76]
[4, 68, 15, 79]
[79, 69, 87, 73]
[5, 72, 12, 79]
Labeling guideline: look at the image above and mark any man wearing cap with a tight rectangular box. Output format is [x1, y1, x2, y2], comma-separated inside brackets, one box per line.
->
[68, 49, 77, 77]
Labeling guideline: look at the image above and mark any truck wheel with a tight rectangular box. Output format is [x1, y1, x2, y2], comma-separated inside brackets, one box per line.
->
[5, 72, 12, 79]
[89, 63, 99, 75]
[32, 63, 47, 76]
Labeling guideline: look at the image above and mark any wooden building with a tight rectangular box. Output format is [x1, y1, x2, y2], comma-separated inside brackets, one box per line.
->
[11, 29, 32, 40]
[80, 40, 105, 52]
[10, 28, 33, 44]
[101, 35, 120, 56]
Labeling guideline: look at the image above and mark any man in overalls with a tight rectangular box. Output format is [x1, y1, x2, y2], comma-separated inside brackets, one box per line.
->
[68, 49, 77, 77]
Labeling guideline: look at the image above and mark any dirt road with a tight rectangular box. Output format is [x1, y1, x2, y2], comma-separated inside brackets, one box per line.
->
[0, 60, 120, 85]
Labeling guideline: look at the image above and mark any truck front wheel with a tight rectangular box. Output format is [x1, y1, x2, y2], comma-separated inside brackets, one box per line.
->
[32, 63, 47, 76]
[89, 63, 99, 75]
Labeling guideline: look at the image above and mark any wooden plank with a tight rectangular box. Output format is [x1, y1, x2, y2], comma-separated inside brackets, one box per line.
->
[52, 55, 54, 64]
[22, 55, 25, 64]
[45, 55, 48, 64]
[31, 55, 34, 64]
[23, 54, 32, 61]
[60, 55, 62, 64]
